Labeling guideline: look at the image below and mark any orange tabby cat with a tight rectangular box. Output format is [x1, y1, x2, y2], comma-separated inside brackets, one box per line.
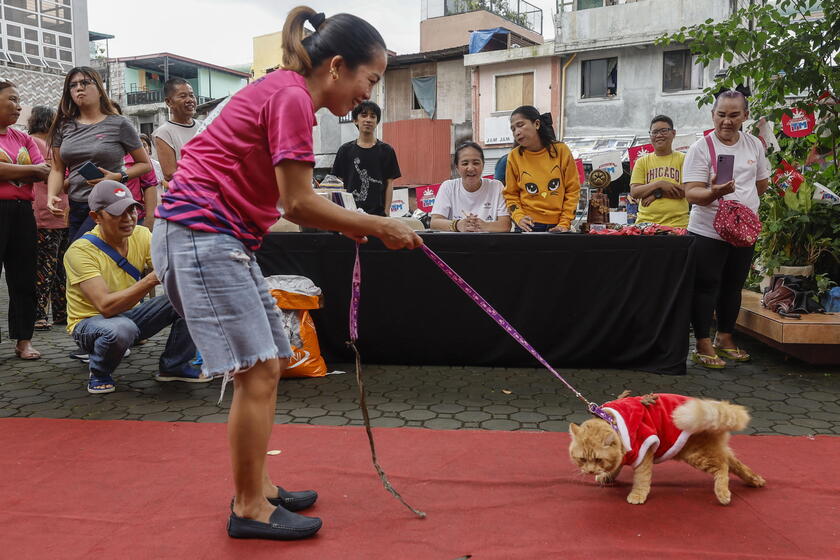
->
[568, 392, 765, 505]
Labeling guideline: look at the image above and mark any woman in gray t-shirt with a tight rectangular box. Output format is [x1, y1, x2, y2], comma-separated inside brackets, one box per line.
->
[46, 67, 151, 242]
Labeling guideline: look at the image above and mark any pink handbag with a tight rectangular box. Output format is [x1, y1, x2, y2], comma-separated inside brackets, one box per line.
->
[705, 135, 762, 247]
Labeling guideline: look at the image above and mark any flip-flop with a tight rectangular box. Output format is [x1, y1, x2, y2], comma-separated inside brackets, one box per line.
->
[15, 348, 41, 360]
[691, 352, 726, 369]
[714, 346, 751, 362]
[88, 373, 116, 394]
[34, 321, 51, 331]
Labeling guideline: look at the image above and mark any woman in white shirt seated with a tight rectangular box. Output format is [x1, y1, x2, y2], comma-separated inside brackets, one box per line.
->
[430, 142, 511, 232]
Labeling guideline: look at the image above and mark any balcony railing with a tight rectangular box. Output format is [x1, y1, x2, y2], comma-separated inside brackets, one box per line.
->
[127, 89, 211, 106]
[445, 0, 543, 35]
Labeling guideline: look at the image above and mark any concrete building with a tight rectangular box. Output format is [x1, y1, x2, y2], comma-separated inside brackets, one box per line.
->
[554, 0, 732, 139]
[0, 0, 90, 117]
[101, 53, 249, 137]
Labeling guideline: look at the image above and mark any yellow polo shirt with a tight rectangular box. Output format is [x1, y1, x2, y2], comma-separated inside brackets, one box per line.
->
[629, 151, 689, 227]
[64, 225, 152, 333]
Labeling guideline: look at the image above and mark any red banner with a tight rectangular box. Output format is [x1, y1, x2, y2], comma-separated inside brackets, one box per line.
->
[628, 144, 654, 170]
[772, 160, 804, 195]
[781, 108, 816, 138]
[575, 158, 585, 184]
[415, 183, 442, 213]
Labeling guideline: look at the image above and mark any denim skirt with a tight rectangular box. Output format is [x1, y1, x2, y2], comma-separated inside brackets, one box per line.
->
[151, 219, 292, 395]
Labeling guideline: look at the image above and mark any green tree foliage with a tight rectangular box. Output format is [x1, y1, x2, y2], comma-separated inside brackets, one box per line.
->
[659, 0, 840, 286]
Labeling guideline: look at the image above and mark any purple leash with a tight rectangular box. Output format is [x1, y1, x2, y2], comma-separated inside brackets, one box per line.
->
[418, 244, 617, 430]
[348, 242, 617, 517]
[348, 244, 426, 518]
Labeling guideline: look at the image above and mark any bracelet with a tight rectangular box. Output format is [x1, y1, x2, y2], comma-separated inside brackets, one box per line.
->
[451, 219, 459, 232]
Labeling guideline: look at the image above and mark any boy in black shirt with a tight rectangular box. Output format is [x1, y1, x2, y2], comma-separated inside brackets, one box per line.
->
[331, 101, 401, 216]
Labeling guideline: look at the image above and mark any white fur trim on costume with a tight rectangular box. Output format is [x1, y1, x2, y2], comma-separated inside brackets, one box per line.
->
[603, 407, 633, 453]
[633, 434, 660, 468]
[655, 430, 691, 463]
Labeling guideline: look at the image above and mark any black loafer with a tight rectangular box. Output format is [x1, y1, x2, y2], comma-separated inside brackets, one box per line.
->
[268, 486, 318, 512]
[227, 506, 322, 540]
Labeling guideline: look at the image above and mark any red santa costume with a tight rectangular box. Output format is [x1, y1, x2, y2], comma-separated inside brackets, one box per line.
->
[601, 394, 693, 468]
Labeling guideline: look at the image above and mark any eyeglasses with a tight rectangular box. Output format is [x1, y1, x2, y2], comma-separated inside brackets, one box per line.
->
[650, 127, 674, 137]
[68, 79, 93, 90]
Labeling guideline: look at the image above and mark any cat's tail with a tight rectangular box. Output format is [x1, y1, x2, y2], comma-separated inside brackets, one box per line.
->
[672, 398, 750, 433]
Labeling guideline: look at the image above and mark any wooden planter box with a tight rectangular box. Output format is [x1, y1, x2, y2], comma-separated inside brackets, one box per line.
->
[736, 290, 840, 365]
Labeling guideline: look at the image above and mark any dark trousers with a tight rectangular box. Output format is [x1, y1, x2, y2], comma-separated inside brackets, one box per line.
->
[35, 228, 69, 323]
[0, 200, 37, 342]
[72, 295, 196, 377]
[68, 199, 95, 243]
[690, 232, 754, 339]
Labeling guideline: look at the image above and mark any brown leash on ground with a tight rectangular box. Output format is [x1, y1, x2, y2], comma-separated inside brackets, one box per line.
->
[348, 244, 426, 518]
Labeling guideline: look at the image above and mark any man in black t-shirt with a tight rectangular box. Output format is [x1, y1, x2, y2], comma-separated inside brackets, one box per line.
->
[331, 101, 401, 216]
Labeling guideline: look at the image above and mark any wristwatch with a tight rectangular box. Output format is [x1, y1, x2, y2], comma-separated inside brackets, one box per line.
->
[119, 170, 129, 184]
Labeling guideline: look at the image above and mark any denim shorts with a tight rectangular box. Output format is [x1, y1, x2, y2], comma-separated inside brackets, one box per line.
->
[151, 219, 292, 395]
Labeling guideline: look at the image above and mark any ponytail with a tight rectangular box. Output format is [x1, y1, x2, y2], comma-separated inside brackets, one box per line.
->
[512, 105, 558, 158]
[281, 5, 386, 77]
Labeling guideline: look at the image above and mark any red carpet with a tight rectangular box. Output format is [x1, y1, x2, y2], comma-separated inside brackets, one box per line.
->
[1, 418, 837, 559]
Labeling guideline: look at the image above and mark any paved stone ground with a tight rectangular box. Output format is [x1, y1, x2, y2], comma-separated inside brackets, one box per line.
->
[1, 279, 838, 435]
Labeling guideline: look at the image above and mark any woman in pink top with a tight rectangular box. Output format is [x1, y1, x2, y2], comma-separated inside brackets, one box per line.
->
[0, 82, 50, 359]
[28, 105, 69, 331]
[153, 7, 421, 541]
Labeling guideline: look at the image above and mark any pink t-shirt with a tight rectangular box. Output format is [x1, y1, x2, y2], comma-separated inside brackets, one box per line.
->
[31, 135, 68, 229]
[0, 127, 45, 201]
[157, 70, 316, 250]
[124, 153, 158, 220]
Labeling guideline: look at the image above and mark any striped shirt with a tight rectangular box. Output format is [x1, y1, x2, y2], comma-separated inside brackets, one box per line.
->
[156, 70, 316, 250]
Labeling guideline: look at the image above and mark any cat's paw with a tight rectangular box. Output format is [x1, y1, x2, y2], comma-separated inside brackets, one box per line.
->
[626, 491, 648, 505]
[595, 473, 615, 485]
[715, 488, 731, 505]
[747, 474, 766, 488]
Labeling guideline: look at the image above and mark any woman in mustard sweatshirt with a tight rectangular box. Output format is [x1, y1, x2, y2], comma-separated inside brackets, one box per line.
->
[504, 106, 580, 232]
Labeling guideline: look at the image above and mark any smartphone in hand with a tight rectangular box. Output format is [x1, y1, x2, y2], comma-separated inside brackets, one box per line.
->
[78, 160, 105, 181]
[715, 154, 735, 185]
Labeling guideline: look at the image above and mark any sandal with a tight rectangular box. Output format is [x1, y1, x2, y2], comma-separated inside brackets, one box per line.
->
[714, 345, 751, 362]
[15, 347, 41, 360]
[691, 351, 726, 369]
[88, 373, 116, 394]
[34, 320, 51, 331]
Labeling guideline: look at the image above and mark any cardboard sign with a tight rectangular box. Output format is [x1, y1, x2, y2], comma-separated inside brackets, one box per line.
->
[672, 134, 696, 153]
[589, 150, 623, 181]
[781, 109, 815, 138]
[415, 183, 441, 213]
[390, 188, 410, 217]
[483, 116, 514, 145]
[628, 144, 654, 170]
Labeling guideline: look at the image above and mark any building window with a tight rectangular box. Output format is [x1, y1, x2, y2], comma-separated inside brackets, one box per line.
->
[581, 57, 618, 98]
[663, 49, 704, 92]
[494, 72, 534, 112]
[338, 111, 353, 123]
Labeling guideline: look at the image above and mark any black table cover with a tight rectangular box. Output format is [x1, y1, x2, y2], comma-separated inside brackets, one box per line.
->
[257, 233, 695, 375]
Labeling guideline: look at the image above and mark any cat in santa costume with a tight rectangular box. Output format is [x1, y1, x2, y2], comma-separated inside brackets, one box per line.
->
[569, 392, 765, 505]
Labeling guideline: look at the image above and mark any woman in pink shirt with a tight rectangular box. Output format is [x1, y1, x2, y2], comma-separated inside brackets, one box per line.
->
[153, 7, 421, 541]
[28, 105, 69, 331]
[0, 82, 50, 359]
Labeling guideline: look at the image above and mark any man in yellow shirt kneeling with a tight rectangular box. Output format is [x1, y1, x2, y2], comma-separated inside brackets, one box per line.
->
[63, 180, 211, 394]
[629, 115, 689, 227]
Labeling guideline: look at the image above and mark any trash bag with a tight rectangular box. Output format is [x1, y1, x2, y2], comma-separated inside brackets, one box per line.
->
[266, 275, 327, 378]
